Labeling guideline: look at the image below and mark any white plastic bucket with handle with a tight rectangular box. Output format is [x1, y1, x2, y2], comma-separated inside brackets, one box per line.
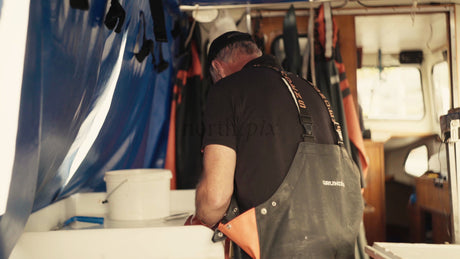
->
[104, 169, 172, 221]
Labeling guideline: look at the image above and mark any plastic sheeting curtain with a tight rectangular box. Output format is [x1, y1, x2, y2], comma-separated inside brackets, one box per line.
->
[0, 0, 179, 257]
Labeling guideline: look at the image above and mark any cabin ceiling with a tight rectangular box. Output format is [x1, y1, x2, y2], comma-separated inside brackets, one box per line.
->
[355, 13, 448, 54]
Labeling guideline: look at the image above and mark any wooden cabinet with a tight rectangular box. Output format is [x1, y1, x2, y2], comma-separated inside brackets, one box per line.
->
[363, 140, 386, 245]
[410, 175, 452, 243]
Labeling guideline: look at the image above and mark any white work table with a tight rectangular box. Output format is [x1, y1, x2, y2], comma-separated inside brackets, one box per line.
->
[366, 242, 460, 259]
[9, 190, 224, 259]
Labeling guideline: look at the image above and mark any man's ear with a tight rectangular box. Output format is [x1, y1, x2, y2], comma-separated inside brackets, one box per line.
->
[211, 59, 221, 73]
[212, 59, 225, 79]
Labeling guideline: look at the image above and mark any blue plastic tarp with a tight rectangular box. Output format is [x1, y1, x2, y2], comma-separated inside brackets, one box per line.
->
[0, 0, 180, 257]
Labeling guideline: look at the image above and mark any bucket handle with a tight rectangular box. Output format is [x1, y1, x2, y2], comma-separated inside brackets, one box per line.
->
[102, 179, 128, 204]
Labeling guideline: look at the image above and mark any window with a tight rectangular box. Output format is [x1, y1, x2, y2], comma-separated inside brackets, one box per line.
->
[357, 67, 424, 120]
[432, 61, 451, 120]
[405, 145, 428, 177]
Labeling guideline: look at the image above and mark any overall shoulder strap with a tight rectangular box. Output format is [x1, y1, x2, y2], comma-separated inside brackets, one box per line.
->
[253, 64, 344, 145]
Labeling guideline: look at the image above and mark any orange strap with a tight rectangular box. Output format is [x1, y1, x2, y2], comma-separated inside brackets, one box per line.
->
[336, 61, 369, 178]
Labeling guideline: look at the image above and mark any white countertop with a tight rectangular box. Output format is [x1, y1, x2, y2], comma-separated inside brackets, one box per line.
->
[366, 242, 460, 259]
[10, 190, 224, 259]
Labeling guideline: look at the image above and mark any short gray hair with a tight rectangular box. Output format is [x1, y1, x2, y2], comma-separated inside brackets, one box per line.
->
[209, 41, 262, 82]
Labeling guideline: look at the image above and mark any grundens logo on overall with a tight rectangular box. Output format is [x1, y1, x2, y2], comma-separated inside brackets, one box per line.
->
[322, 180, 345, 187]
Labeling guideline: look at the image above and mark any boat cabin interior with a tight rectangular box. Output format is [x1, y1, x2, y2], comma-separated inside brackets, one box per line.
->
[2, 0, 460, 258]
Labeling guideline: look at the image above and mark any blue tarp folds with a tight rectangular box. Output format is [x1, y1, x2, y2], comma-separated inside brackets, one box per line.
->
[0, 0, 180, 257]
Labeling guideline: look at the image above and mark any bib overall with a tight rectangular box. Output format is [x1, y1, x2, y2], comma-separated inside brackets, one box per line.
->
[213, 65, 364, 259]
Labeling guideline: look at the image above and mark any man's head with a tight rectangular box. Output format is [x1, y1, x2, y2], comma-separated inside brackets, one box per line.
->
[207, 31, 262, 83]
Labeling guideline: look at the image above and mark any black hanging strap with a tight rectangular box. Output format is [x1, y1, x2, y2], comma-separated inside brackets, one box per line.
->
[104, 0, 125, 33]
[149, 0, 168, 42]
[147, 0, 169, 72]
[253, 11, 265, 52]
[282, 5, 301, 75]
[134, 11, 154, 63]
[155, 43, 169, 72]
[70, 0, 89, 10]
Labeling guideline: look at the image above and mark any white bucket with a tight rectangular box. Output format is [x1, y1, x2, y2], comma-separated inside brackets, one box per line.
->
[104, 169, 172, 221]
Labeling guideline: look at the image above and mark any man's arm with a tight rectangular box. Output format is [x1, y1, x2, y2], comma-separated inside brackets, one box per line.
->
[195, 144, 236, 227]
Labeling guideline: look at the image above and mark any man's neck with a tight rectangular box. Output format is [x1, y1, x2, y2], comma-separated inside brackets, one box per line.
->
[229, 53, 261, 74]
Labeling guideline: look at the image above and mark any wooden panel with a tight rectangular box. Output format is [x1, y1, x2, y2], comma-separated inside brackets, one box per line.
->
[410, 205, 452, 243]
[415, 176, 451, 215]
[363, 140, 386, 245]
[410, 176, 452, 243]
[431, 212, 452, 243]
[257, 16, 309, 54]
[335, 16, 358, 112]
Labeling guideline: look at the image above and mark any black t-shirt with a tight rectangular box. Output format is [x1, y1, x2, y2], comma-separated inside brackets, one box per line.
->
[202, 55, 336, 212]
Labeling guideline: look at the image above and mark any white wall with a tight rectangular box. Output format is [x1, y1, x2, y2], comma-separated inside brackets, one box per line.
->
[0, 0, 31, 216]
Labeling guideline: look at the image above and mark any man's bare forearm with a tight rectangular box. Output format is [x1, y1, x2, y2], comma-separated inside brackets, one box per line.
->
[195, 180, 231, 227]
[195, 144, 236, 227]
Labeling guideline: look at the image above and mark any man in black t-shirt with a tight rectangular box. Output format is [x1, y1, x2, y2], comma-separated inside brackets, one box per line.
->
[194, 31, 364, 259]
[195, 31, 336, 227]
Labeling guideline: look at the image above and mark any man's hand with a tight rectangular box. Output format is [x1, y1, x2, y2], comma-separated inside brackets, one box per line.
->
[195, 144, 236, 227]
